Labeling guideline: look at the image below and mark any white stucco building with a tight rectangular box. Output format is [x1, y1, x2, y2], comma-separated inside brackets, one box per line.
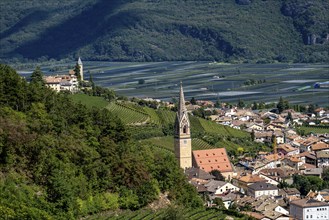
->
[247, 182, 279, 198]
[290, 199, 329, 220]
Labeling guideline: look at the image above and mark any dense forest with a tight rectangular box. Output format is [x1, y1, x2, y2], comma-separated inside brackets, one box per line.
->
[0, 0, 328, 63]
[0, 64, 203, 219]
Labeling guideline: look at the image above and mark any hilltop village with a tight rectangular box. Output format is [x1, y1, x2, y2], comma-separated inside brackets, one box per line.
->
[41, 60, 329, 220]
[171, 83, 329, 220]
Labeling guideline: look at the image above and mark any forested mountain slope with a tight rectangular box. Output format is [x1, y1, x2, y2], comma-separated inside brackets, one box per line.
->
[0, 64, 203, 219]
[0, 0, 328, 62]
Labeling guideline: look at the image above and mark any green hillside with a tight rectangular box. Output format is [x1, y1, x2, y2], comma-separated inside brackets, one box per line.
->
[69, 95, 262, 155]
[1, 0, 328, 62]
[0, 64, 206, 219]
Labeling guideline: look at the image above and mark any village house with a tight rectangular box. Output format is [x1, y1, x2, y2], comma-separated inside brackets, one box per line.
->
[44, 74, 78, 92]
[254, 131, 272, 143]
[307, 189, 329, 203]
[258, 168, 289, 185]
[285, 134, 301, 143]
[258, 173, 280, 186]
[274, 130, 285, 144]
[255, 201, 289, 217]
[44, 57, 82, 93]
[204, 180, 240, 195]
[303, 167, 323, 178]
[319, 117, 329, 124]
[316, 151, 329, 168]
[277, 143, 299, 156]
[232, 173, 266, 193]
[295, 151, 317, 167]
[185, 167, 215, 181]
[283, 155, 303, 170]
[247, 182, 279, 198]
[248, 123, 264, 131]
[315, 108, 326, 117]
[298, 136, 320, 152]
[311, 141, 329, 152]
[283, 188, 301, 201]
[290, 198, 329, 220]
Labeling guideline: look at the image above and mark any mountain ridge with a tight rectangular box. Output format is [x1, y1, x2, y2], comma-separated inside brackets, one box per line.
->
[1, 0, 328, 62]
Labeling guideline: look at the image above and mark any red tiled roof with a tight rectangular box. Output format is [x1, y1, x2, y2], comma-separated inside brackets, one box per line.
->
[303, 163, 316, 169]
[237, 174, 265, 183]
[264, 153, 282, 162]
[192, 148, 233, 173]
[311, 142, 329, 151]
[277, 144, 296, 153]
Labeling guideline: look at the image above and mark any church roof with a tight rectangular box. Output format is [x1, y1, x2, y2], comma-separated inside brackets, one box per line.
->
[192, 148, 233, 173]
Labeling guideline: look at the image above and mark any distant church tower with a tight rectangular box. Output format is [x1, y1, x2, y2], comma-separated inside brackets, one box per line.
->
[78, 57, 83, 81]
[174, 82, 192, 169]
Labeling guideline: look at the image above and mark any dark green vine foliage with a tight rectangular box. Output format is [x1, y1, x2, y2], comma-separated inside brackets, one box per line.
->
[0, 64, 202, 219]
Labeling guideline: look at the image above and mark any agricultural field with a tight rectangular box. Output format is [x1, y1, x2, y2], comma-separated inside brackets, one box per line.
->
[297, 126, 329, 135]
[69, 93, 109, 108]
[18, 62, 329, 106]
[140, 136, 217, 152]
[85, 207, 245, 220]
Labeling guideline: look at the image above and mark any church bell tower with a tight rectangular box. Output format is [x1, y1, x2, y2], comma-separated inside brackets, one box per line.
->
[78, 57, 83, 81]
[174, 82, 192, 169]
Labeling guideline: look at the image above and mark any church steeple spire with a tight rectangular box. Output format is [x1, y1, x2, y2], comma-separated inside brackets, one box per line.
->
[174, 82, 192, 169]
[178, 81, 187, 117]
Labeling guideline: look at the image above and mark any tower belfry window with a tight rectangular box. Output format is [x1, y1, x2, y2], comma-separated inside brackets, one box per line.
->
[183, 125, 187, 134]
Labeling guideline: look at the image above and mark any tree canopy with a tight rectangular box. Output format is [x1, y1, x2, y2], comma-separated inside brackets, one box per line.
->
[0, 64, 202, 219]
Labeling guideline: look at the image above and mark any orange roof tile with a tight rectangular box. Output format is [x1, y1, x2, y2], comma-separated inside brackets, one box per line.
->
[289, 156, 301, 163]
[311, 142, 329, 151]
[278, 144, 296, 153]
[238, 174, 265, 183]
[264, 153, 282, 162]
[192, 148, 233, 173]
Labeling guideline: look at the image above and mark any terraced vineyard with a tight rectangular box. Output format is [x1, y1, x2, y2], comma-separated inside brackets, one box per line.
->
[199, 117, 248, 138]
[70, 97, 255, 153]
[106, 101, 249, 138]
[69, 94, 109, 108]
[140, 136, 174, 152]
[192, 138, 214, 150]
[190, 116, 206, 135]
[106, 102, 149, 125]
[143, 107, 162, 125]
[140, 136, 218, 152]
[85, 207, 233, 220]
[157, 109, 176, 125]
